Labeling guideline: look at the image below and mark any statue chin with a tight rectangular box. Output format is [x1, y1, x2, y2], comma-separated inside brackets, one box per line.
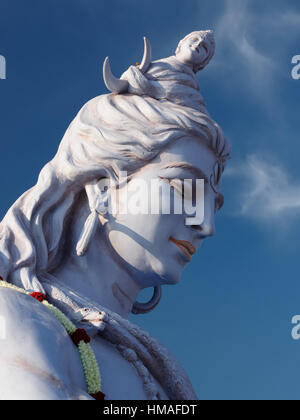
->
[0, 30, 230, 400]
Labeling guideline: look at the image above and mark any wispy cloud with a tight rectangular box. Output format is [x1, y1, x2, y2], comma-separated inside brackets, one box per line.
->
[226, 155, 300, 222]
[212, 0, 300, 108]
[214, 0, 275, 97]
[274, 10, 300, 27]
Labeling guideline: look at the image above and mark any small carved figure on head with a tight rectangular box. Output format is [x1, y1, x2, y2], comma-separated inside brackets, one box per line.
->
[102, 30, 215, 113]
[175, 30, 215, 73]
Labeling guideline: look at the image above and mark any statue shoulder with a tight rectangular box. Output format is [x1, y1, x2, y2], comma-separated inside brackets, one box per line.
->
[147, 56, 196, 79]
[0, 287, 89, 399]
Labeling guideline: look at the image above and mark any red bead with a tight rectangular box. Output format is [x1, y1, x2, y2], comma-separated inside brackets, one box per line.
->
[70, 328, 90, 346]
[30, 292, 47, 302]
[90, 391, 105, 400]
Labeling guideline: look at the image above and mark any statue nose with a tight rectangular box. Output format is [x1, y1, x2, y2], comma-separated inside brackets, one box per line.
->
[191, 212, 216, 238]
[200, 220, 216, 237]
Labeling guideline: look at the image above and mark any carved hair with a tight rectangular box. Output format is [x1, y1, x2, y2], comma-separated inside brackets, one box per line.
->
[0, 92, 230, 293]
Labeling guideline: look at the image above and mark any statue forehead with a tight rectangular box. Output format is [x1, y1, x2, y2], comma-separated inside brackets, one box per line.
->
[161, 137, 216, 166]
[134, 137, 218, 177]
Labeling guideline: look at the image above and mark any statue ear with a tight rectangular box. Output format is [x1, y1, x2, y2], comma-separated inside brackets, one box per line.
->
[76, 179, 110, 257]
[86, 179, 110, 215]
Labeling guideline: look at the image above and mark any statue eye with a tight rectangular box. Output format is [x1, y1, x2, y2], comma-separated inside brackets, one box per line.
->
[170, 179, 197, 202]
[215, 194, 224, 212]
[159, 177, 185, 197]
[168, 178, 184, 196]
[159, 177, 200, 203]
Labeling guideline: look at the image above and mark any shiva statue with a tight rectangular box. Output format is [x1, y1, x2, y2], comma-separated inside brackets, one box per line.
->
[0, 30, 230, 400]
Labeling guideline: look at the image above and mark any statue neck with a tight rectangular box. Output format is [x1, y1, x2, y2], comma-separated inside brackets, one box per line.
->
[50, 204, 141, 319]
[51, 244, 141, 319]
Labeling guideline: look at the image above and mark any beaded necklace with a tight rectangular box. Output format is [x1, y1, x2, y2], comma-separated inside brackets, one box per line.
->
[0, 280, 105, 400]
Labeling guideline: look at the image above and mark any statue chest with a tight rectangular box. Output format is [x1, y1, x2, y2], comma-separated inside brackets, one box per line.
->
[89, 334, 169, 400]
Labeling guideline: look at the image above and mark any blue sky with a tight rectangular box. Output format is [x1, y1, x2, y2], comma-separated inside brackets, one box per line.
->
[1, 0, 300, 400]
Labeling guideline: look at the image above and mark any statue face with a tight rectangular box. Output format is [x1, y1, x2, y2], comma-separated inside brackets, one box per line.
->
[176, 33, 209, 70]
[101, 137, 224, 289]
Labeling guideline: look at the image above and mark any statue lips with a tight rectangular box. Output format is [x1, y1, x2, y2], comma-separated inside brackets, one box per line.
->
[169, 237, 196, 262]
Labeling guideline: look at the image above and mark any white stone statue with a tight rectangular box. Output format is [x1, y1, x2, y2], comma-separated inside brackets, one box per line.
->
[0, 30, 230, 400]
[104, 30, 215, 113]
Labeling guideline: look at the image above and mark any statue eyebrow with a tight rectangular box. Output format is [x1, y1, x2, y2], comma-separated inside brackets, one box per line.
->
[160, 162, 209, 183]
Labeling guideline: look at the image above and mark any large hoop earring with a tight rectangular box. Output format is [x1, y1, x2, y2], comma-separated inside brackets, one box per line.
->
[131, 286, 162, 315]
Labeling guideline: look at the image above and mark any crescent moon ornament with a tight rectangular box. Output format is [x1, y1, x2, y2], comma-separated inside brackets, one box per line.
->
[102, 37, 152, 94]
[103, 56, 129, 94]
[139, 36, 152, 74]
